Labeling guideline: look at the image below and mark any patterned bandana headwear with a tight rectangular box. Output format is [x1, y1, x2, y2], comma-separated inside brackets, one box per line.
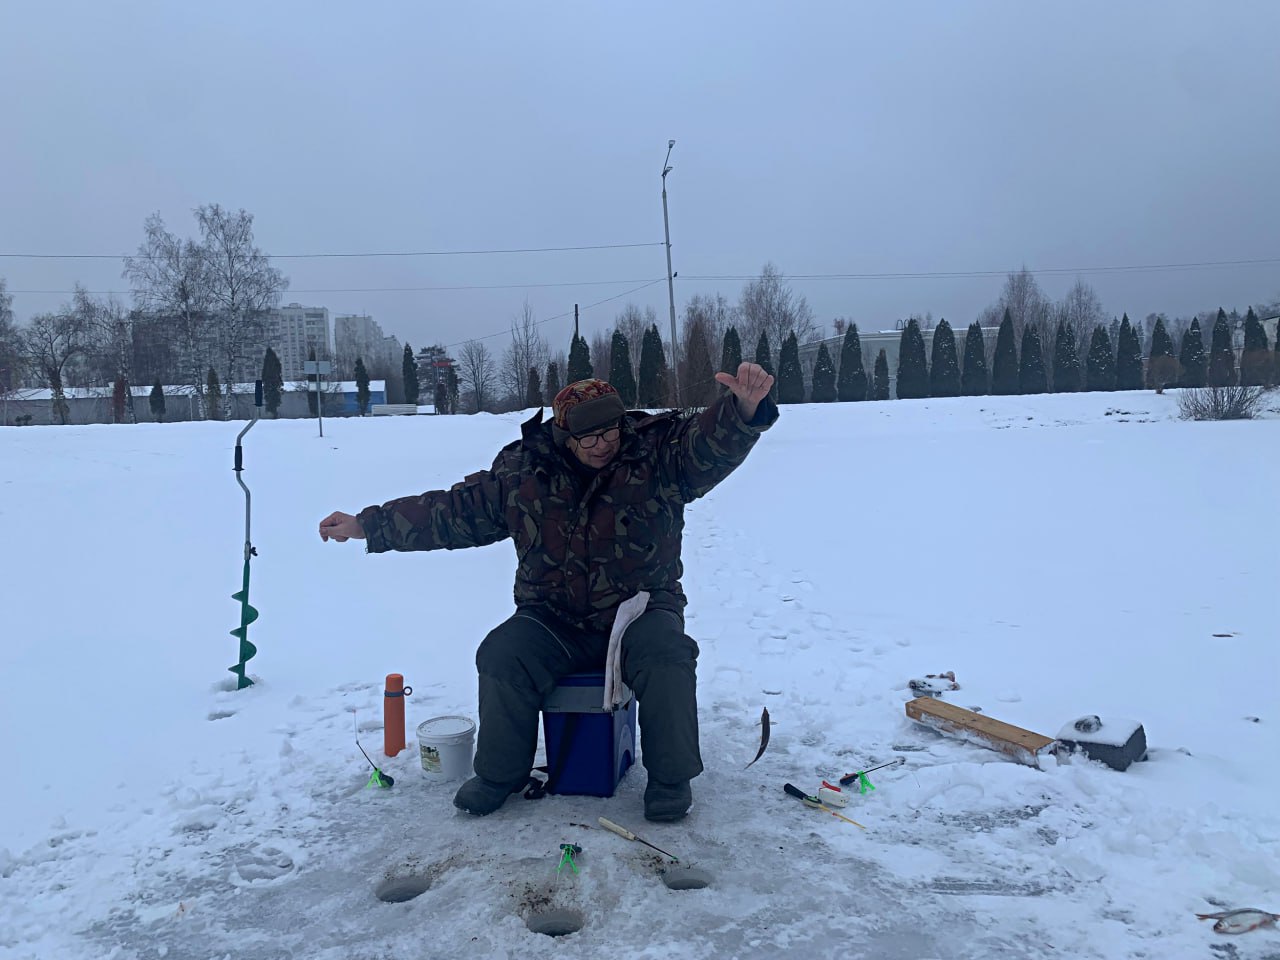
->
[552, 379, 625, 439]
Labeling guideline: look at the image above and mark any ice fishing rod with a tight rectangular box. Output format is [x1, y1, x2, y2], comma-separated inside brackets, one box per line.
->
[783, 783, 867, 829]
[228, 380, 264, 690]
[355, 713, 393, 788]
[598, 817, 680, 862]
[838, 756, 906, 788]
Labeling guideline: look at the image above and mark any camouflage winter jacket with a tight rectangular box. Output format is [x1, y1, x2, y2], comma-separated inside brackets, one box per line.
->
[357, 393, 779, 634]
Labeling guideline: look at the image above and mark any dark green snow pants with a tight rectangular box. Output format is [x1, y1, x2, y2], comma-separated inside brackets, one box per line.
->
[473, 607, 703, 787]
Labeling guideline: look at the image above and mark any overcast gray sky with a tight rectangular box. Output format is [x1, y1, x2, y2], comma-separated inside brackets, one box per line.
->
[2, 1, 1278, 354]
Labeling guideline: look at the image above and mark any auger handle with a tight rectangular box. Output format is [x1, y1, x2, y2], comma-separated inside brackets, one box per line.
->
[598, 817, 636, 841]
[784, 782, 820, 806]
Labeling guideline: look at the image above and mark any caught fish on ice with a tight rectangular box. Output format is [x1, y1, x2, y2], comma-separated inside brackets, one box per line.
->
[1195, 908, 1280, 934]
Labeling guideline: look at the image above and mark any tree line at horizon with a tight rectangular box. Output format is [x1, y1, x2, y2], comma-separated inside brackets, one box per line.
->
[519, 304, 1276, 413]
[2, 202, 1277, 422]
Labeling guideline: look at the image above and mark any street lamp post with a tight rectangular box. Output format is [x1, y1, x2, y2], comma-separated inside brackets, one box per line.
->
[661, 139, 680, 406]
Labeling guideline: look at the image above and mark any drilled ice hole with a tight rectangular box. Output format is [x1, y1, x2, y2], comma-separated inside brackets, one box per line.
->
[375, 876, 430, 903]
[662, 867, 712, 890]
[526, 908, 584, 937]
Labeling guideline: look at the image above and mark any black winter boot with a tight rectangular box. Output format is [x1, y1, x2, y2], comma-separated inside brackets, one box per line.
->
[453, 775, 527, 816]
[644, 778, 692, 822]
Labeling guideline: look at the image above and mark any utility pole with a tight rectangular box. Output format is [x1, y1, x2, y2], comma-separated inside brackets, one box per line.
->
[661, 139, 680, 406]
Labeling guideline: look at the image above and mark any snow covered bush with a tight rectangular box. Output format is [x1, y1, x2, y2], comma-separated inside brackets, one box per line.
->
[1177, 384, 1270, 420]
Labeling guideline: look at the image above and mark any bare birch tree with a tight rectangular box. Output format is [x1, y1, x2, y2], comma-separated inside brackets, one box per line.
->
[20, 305, 90, 425]
[458, 338, 497, 413]
[738, 263, 816, 353]
[997, 267, 1052, 341]
[74, 288, 138, 422]
[591, 330, 613, 386]
[500, 300, 548, 407]
[683, 293, 737, 375]
[196, 204, 287, 418]
[123, 213, 215, 416]
[614, 304, 649, 375]
[1055, 278, 1106, 364]
[0, 279, 24, 415]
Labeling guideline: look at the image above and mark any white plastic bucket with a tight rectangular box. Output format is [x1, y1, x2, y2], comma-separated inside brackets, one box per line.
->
[416, 715, 476, 780]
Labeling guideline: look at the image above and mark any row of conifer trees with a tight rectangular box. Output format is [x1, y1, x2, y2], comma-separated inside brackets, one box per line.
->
[420, 300, 1275, 414]
[867, 306, 1275, 402]
[561, 306, 1276, 406]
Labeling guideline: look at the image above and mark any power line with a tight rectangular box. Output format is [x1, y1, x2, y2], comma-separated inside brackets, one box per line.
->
[682, 256, 1280, 283]
[0, 241, 665, 261]
[441, 279, 667, 349]
[9, 254, 1274, 297]
[9, 278, 663, 296]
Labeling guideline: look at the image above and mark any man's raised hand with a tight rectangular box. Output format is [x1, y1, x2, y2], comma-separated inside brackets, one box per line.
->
[714, 362, 774, 422]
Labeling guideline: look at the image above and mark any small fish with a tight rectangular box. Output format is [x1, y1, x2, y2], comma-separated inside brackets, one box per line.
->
[745, 707, 770, 768]
[1195, 908, 1280, 934]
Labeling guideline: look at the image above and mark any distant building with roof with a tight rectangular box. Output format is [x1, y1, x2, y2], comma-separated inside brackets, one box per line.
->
[3, 380, 385, 426]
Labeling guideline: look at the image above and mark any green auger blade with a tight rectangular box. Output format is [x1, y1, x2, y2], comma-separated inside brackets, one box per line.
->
[229, 559, 258, 689]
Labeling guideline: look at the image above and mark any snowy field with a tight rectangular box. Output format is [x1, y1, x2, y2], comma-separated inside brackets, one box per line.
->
[2, 391, 1278, 960]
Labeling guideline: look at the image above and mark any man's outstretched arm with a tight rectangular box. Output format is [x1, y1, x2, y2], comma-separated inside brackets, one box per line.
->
[663, 362, 779, 502]
[321, 455, 513, 554]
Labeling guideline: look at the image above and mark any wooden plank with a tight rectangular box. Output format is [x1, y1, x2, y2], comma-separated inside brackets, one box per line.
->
[906, 697, 1056, 768]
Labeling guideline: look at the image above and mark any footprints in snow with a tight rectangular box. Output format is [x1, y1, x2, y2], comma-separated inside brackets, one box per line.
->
[229, 842, 300, 887]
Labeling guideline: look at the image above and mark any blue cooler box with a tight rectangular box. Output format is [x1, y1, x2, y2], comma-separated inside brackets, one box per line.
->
[541, 671, 637, 797]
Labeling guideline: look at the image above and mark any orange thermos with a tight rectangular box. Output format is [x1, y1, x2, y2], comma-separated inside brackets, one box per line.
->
[384, 673, 412, 757]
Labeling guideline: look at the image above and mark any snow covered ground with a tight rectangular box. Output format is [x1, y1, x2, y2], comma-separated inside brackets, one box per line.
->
[2, 391, 1278, 960]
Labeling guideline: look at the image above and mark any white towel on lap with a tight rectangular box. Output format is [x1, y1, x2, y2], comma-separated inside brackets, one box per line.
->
[603, 591, 649, 710]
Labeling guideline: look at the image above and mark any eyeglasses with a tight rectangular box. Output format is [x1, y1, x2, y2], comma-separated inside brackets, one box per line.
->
[573, 425, 621, 449]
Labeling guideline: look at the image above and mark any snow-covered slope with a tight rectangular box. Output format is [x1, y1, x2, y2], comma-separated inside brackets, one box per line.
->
[2, 391, 1277, 959]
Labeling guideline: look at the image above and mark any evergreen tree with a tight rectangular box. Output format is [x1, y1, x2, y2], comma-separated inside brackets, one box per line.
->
[961, 322, 989, 396]
[261, 347, 283, 417]
[1178, 318, 1207, 387]
[1052, 319, 1081, 393]
[207, 367, 223, 420]
[810, 342, 837, 402]
[1147, 317, 1177, 390]
[149, 381, 165, 422]
[720, 326, 743, 376]
[402, 344, 420, 405]
[871, 349, 890, 400]
[754, 330, 776, 402]
[1114, 314, 1144, 390]
[777, 331, 805, 403]
[895, 319, 929, 399]
[609, 330, 638, 405]
[111, 377, 128, 423]
[306, 348, 319, 415]
[1018, 325, 1047, 394]
[525, 366, 542, 408]
[1085, 326, 1115, 391]
[836, 322, 868, 401]
[544, 361, 561, 404]
[928, 319, 960, 397]
[354, 357, 371, 415]
[445, 367, 459, 414]
[1275, 323, 1280, 388]
[684, 323, 716, 407]
[638, 325, 669, 407]
[567, 332, 592, 383]
[1239, 307, 1271, 386]
[1208, 308, 1236, 387]
[991, 310, 1019, 395]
